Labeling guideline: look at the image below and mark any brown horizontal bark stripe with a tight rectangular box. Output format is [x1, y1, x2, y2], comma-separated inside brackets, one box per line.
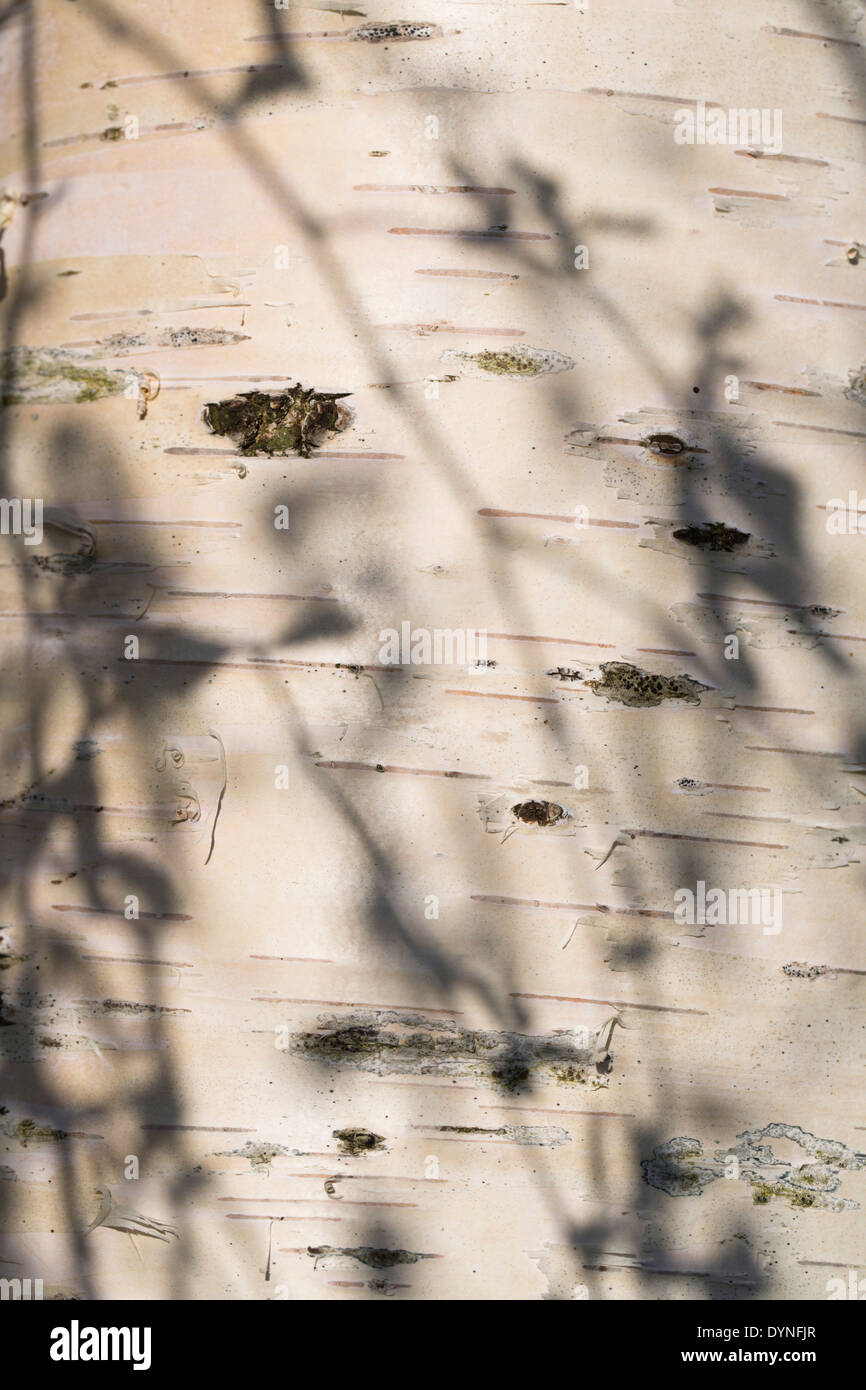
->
[355, 184, 515, 194]
[765, 24, 863, 45]
[389, 226, 553, 240]
[478, 507, 639, 528]
[697, 592, 834, 610]
[472, 894, 675, 918]
[446, 689, 559, 704]
[776, 294, 866, 310]
[621, 827, 788, 848]
[316, 759, 489, 779]
[486, 630, 615, 647]
[709, 187, 787, 200]
[416, 268, 518, 279]
[251, 996, 463, 1014]
[509, 991, 708, 1016]
[52, 904, 192, 921]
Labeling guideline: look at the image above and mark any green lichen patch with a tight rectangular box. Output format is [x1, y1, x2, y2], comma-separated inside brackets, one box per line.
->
[439, 1125, 497, 1136]
[751, 1180, 775, 1205]
[672, 522, 751, 552]
[4, 1116, 68, 1147]
[202, 385, 351, 457]
[0, 955, 27, 971]
[748, 1175, 834, 1210]
[33, 554, 97, 577]
[333, 1127, 386, 1156]
[441, 345, 575, 379]
[587, 661, 707, 708]
[1, 347, 133, 405]
[0, 936, 28, 970]
[644, 1124, 866, 1211]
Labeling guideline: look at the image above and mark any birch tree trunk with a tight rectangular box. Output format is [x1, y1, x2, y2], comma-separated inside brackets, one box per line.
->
[1, 0, 864, 1301]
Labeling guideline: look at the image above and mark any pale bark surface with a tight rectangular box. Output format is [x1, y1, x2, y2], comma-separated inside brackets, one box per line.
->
[0, 0, 864, 1299]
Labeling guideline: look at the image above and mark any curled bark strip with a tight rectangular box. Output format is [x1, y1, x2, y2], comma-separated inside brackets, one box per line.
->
[205, 729, 227, 866]
[136, 370, 160, 419]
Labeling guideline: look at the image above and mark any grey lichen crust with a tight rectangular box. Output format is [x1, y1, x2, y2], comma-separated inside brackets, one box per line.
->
[642, 1124, 866, 1210]
[290, 1008, 620, 1093]
[587, 661, 707, 708]
[348, 22, 440, 41]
